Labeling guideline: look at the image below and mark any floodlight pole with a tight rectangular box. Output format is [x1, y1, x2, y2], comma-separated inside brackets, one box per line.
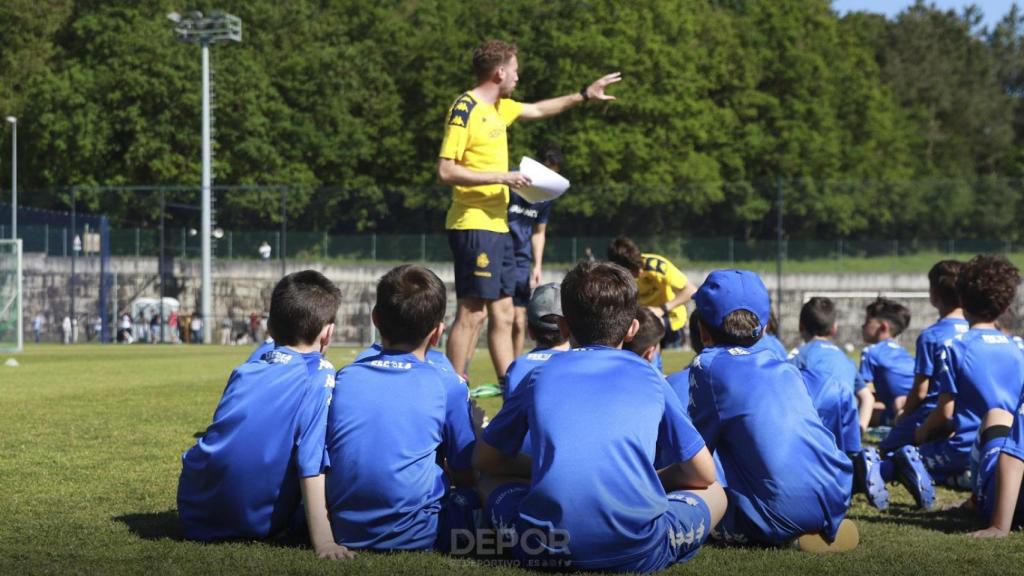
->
[170, 10, 242, 344]
[5, 117, 15, 241]
[200, 40, 212, 343]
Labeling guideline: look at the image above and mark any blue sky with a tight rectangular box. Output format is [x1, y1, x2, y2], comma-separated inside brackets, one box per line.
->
[833, 1, 1018, 30]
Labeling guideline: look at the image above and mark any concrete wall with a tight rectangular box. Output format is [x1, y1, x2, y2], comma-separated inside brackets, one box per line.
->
[21, 255, 1023, 349]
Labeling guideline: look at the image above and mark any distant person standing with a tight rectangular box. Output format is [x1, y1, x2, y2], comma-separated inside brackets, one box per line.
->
[168, 310, 179, 343]
[150, 312, 160, 343]
[509, 142, 564, 358]
[32, 313, 44, 343]
[249, 312, 261, 343]
[438, 38, 621, 382]
[62, 315, 72, 344]
[190, 313, 203, 344]
[119, 312, 134, 344]
[259, 241, 272, 261]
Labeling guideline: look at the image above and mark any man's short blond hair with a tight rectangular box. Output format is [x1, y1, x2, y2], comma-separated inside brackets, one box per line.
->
[473, 40, 518, 82]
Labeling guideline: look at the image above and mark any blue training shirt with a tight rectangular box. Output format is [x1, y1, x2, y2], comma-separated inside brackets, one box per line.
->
[504, 347, 564, 400]
[354, 342, 456, 373]
[246, 337, 276, 363]
[762, 333, 788, 361]
[507, 192, 553, 268]
[178, 347, 335, 541]
[858, 339, 915, 420]
[904, 317, 970, 423]
[1000, 389, 1024, 464]
[931, 329, 1024, 466]
[689, 336, 852, 545]
[483, 346, 706, 570]
[788, 339, 862, 453]
[326, 349, 476, 550]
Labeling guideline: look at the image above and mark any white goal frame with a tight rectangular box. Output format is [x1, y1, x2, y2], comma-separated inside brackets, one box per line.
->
[0, 239, 23, 353]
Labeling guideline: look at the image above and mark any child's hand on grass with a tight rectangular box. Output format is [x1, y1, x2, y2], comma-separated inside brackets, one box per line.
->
[315, 542, 356, 560]
[969, 526, 1009, 539]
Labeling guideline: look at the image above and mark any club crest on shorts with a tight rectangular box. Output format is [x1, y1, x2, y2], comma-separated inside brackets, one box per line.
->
[476, 251, 490, 269]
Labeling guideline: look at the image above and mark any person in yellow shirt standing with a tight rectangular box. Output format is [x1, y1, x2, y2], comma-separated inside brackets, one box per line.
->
[437, 39, 620, 382]
[607, 236, 696, 365]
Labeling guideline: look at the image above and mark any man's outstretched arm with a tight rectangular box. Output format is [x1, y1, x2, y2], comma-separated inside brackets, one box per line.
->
[518, 72, 622, 120]
[437, 158, 531, 189]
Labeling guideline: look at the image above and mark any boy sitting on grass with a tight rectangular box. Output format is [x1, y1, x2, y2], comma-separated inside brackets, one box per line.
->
[789, 297, 862, 456]
[624, 306, 666, 363]
[177, 270, 352, 560]
[326, 265, 478, 552]
[858, 298, 915, 427]
[884, 260, 968, 454]
[689, 270, 857, 551]
[503, 282, 571, 400]
[916, 255, 1024, 493]
[474, 261, 726, 572]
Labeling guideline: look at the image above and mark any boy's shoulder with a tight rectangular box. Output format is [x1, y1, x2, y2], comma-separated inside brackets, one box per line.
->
[694, 344, 796, 380]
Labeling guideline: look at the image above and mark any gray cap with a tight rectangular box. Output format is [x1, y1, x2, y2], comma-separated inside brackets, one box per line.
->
[527, 283, 563, 331]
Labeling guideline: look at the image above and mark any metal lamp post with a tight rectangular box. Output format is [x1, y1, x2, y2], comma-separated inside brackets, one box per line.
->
[5, 116, 15, 240]
[168, 10, 241, 343]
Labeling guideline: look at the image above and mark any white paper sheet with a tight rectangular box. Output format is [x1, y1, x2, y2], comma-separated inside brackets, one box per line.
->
[514, 156, 570, 204]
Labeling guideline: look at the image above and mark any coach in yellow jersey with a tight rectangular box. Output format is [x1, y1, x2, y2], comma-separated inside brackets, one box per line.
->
[438, 39, 620, 381]
[607, 236, 696, 347]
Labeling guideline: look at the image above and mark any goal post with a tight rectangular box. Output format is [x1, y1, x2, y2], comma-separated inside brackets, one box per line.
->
[0, 239, 23, 353]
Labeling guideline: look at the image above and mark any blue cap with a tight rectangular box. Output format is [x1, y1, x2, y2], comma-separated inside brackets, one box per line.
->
[693, 269, 770, 338]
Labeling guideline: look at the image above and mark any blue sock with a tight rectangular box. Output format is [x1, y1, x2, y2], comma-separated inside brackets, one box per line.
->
[880, 459, 896, 483]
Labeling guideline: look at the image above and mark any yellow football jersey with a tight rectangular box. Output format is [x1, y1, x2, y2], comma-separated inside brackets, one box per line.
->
[439, 92, 523, 232]
[637, 253, 690, 332]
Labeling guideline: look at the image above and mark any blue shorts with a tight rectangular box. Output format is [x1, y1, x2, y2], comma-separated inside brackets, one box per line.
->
[435, 487, 481, 554]
[448, 230, 516, 300]
[485, 483, 710, 572]
[918, 438, 971, 486]
[512, 263, 532, 307]
[713, 489, 844, 547]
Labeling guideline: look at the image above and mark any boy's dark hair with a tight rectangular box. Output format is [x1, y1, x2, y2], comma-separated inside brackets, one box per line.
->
[537, 142, 566, 171]
[865, 298, 911, 337]
[957, 255, 1020, 322]
[766, 310, 780, 336]
[473, 39, 518, 82]
[606, 236, 643, 275]
[700, 309, 763, 348]
[800, 297, 837, 338]
[689, 310, 705, 354]
[625, 307, 666, 356]
[374, 265, 446, 347]
[928, 260, 963, 310]
[267, 270, 342, 346]
[561, 261, 638, 346]
[531, 318, 566, 349]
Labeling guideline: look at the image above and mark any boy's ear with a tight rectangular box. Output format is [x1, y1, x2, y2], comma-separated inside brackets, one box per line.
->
[319, 323, 335, 353]
[829, 322, 839, 338]
[371, 306, 380, 329]
[642, 345, 657, 363]
[623, 318, 640, 345]
[557, 316, 572, 344]
[429, 322, 445, 348]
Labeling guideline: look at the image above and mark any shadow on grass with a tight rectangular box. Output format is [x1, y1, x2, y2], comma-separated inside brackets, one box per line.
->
[115, 511, 317, 551]
[115, 510, 184, 541]
[849, 502, 981, 534]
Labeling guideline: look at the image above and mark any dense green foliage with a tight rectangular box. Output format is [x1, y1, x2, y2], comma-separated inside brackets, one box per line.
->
[2, 1, 1024, 239]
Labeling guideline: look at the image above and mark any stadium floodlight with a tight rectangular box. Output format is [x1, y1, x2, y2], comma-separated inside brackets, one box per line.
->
[5, 117, 15, 242]
[169, 10, 242, 343]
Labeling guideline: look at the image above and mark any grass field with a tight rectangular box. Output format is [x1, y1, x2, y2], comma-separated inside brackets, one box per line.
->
[2, 344, 1021, 575]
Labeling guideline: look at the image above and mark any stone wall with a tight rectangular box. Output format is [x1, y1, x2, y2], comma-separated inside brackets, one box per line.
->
[21, 255, 1023, 349]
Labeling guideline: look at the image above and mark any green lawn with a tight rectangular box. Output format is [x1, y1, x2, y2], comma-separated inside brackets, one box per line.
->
[0, 344, 1019, 575]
